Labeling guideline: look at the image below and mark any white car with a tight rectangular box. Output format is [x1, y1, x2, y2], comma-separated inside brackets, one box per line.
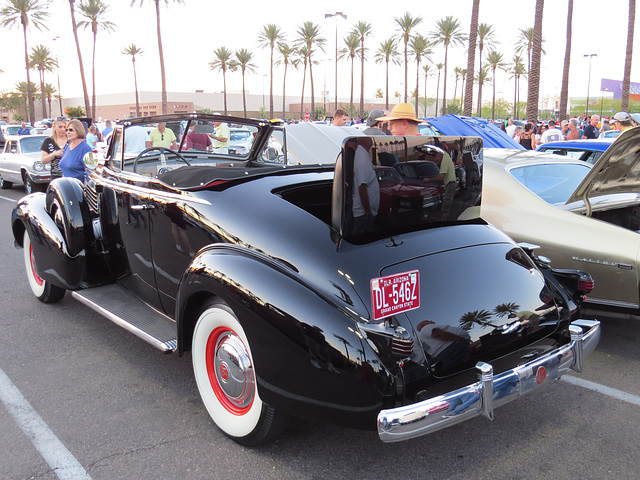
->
[0, 135, 50, 193]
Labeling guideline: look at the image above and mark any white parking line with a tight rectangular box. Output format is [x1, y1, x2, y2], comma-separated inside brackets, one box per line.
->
[562, 375, 640, 406]
[0, 368, 92, 480]
[0, 194, 16, 202]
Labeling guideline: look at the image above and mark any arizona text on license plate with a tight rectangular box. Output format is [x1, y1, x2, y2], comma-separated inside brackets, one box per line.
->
[370, 270, 420, 321]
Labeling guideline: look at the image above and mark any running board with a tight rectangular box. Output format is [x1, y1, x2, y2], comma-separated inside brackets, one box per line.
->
[72, 284, 177, 353]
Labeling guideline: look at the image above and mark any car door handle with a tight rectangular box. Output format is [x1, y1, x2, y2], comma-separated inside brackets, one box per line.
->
[130, 204, 155, 211]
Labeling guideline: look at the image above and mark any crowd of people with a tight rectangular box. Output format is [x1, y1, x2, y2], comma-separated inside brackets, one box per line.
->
[501, 111, 636, 150]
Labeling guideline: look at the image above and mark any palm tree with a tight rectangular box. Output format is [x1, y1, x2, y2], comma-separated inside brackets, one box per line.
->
[351, 20, 372, 118]
[434, 62, 444, 116]
[621, 0, 636, 112]
[463, 0, 480, 116]
[453, 66, 464, 107]
[526, 0, 544, 123]
[423, 64, 433, 116]
[516, 27, 546, 79]
[275, 42, 297, 119]
[77, 0, 115, 120]
[131, 0, 184, 114]
[509, 54, 526, 119]
[559, 0, 573, 121]
[430, 16, 467, 116]
[15, 81, 38, 119]
[67, 0, 91, 119]
[487, 50, 507, 120]
[410, 34, 432, 117]
[0, 0, 50, 123]
[459, 309, 495, 331]
[459, 68, 468, 112]
[394, 12, 422, 103]
[257, 24, 284, 119]
[122, 43, 143, 117]
[374, 38, 401, 111]
[475, 65, 491, 117]
[43, 82, 55, 118]
[476, 23, 498, 116]
[339, 31, 360, 108]
[235, 48, 257, 118]
[295, 21, 326, 120]
[28, 44, 57, 119]
[493, 302, 520, 318]
[209, 46, 237, 115]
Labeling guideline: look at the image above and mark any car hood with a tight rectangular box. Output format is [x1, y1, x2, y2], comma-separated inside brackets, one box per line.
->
[424, 114, 524, 149]
[565, 127, 640, 205]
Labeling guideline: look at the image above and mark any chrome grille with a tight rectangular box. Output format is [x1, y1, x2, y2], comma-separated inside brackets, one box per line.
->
[85, 184, 99, 214]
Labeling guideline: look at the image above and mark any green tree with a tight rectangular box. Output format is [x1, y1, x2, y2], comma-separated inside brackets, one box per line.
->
[235, 48, 257, 118]
[394, 12, 422, 103]
[121, 43, 143, 117]
[295, 21, 326, 120]
[65, 105, 85, 117]
[476, 23, 498, 116]
[430, 16, 467, 115]
[559, 0, 573, 120]
[339, 31, 360, 108]
[209, 46, 237, 115]
[486, 50, 507, 121]
[275, 42, 298, 119]
[351, 20, 372, 118]
[67, 0, 91, 119]
[410, 34, 432, 117]
[28, 43, 57, 119]
[130, 0, 184, 114]
[15, 81, 37, 119]
[464, 0, 480, 116]
[0, 0, 50, 123]
[509, 54, 526, 119]
[257, 24, 284, 119]
[475, 65, 491, 118]
[622, 0, 636, 112]
[42, 82, 55, 118]
[77, 0, 115, 120]
[526, 0, 544, 122]
[374, 38, 401, 111]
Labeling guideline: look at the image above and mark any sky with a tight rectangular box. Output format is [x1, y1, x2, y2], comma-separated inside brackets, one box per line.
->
[0, 0, 638, 112]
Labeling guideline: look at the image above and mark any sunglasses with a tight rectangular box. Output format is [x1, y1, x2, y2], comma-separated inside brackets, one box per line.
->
[66, 128, 75, 132]
[56, 117, 69, 121]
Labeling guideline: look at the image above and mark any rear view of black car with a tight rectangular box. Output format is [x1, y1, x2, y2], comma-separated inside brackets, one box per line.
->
[11, 114, 599, 445]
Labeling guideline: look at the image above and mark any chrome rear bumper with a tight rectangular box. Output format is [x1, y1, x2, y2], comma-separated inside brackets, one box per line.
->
[377, 319, 600, 443]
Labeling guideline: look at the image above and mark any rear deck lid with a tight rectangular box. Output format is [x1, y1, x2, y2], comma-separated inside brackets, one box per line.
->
[377, 243, 562, 377]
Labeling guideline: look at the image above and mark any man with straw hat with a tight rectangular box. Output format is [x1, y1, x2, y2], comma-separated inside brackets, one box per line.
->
[376, 103, 421, 136]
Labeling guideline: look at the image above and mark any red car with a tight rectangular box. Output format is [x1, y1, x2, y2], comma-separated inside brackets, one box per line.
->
[374, 166, 444, 223]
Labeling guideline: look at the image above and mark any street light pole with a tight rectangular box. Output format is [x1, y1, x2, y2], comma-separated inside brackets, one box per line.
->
[325, 12, 347, 113]
[584, 53, 597, 119]
[53, 36, 63, 117]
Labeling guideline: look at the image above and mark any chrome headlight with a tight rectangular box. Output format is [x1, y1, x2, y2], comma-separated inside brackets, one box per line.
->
[33, 161, 45, 172]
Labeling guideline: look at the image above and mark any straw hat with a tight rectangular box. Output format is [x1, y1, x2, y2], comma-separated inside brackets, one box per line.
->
[376, 103, 419, 123]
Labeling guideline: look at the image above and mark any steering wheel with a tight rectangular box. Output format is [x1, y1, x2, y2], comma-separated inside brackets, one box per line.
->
[132, 147, 191, 173]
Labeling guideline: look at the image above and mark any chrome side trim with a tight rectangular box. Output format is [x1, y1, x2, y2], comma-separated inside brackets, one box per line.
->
[377, 319, 600, 443]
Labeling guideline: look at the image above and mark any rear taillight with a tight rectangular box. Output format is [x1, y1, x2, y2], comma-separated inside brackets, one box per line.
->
[577, 278, 594, 294]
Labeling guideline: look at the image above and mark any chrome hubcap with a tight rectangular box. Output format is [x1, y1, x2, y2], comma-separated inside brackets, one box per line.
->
[214, 332, 254, 410]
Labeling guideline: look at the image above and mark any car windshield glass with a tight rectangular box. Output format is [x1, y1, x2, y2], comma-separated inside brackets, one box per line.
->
[510, 163, 591, 204]
[19, 136, 44, 153]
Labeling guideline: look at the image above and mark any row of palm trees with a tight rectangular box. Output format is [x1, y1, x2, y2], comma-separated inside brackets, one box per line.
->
[2, 0, 636, 125]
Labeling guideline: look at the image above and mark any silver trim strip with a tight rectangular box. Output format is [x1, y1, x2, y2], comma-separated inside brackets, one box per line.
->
[377, 319, 600, 443]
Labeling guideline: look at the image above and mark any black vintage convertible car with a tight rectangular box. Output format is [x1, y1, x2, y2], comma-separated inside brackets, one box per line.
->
[11, 114, 600, 445]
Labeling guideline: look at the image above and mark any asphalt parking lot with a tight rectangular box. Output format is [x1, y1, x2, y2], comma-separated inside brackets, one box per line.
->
[1, 186, 639, 480]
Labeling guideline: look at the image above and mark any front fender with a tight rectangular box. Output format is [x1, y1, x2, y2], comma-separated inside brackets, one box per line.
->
[45, 177, 91, 257]
[176, 245, 395, 428]
[12, 193, 86, 290]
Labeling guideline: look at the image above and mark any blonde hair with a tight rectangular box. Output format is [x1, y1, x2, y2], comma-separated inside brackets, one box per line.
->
[51, 119, 67, 146]
[66, 119, 87, 139]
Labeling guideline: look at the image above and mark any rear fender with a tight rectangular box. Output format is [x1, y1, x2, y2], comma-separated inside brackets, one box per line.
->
[176, 246, 394, 428]
[12, 193, 86, 290]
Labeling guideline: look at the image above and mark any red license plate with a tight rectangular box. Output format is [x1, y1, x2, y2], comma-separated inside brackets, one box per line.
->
[370, 270, 420, 321]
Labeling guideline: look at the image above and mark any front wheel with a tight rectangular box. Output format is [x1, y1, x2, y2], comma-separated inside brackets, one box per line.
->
[192, 302, 288, 445]
[23, 230, 66, 303]
[0, 177, 13, 189]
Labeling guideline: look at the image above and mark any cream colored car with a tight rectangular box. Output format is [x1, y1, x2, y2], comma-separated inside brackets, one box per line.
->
[481, 127, 640, 311]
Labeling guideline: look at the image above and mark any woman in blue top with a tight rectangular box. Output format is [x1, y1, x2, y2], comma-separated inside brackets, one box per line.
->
[60, 119, 94, 183]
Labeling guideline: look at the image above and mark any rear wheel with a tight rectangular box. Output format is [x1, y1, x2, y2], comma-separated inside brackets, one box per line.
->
[192, 302, 287, 445]
[23, 230, 65, 303]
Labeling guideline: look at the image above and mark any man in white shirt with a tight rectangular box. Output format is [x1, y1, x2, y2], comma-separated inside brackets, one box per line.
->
[540, 120, 564, 144]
